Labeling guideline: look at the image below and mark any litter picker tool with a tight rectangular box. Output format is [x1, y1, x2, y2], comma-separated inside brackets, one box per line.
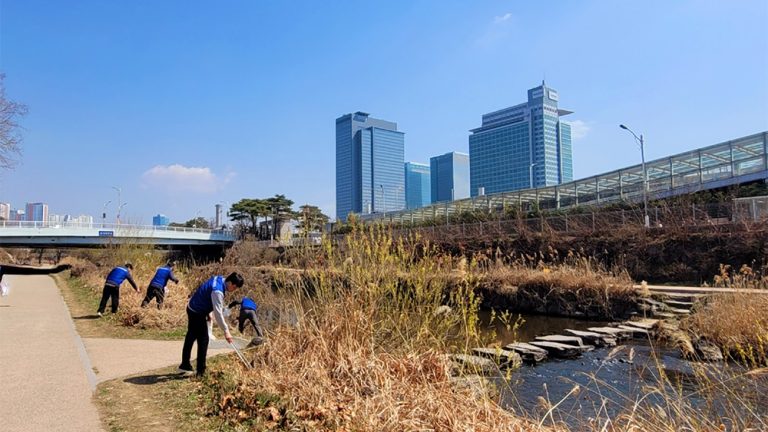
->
[229, 341, 252, 370]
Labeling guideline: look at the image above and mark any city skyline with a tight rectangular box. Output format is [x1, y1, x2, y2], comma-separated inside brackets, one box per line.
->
[1, 1, 766, 222]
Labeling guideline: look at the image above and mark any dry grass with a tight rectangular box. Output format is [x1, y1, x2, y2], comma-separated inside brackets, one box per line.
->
[193, 226, 545, 431]
[683, 293, 768, 366]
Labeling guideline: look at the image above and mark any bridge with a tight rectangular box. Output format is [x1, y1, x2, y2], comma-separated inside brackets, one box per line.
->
[362, 131, 768, 224]
[0, 222, 236, 248]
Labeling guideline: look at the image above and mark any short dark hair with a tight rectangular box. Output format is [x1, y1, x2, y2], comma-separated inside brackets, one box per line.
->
[225, 272, 244, 288]
[124, 263, 133, 270]
[166, 260, 176, 268]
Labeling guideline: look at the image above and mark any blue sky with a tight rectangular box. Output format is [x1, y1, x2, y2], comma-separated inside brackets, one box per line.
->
[1, 0, 766, 223]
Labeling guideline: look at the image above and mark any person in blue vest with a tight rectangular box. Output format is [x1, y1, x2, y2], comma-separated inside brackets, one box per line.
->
[227, 296, 264, 339]
[97, 263, 139, 316]
[178, 272, 244, 377]
[140, 261, 179, 309]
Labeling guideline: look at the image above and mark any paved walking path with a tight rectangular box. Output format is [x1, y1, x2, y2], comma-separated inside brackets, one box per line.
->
[0, 274, 237, 432]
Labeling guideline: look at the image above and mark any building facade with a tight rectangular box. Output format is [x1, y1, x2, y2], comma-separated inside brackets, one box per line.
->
[25, 202, 49, 222]
[468, 82, 573, 196]
[404, 162, 431, 209]
[336, 112, 405, 221]
[430, 152, 470, 203]
[153, 214, 170, 226]
[0, 203, 10, 221]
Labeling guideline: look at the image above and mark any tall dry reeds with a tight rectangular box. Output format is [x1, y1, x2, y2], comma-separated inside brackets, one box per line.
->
[198, 225, 540, 431]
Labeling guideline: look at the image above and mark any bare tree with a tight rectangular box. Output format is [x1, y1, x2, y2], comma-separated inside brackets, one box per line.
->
[0, 73, 28, 169]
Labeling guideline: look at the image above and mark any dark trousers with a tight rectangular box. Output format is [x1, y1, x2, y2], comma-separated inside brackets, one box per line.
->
[181, 307, 210, 376]
[141, 285, 165, 309]
[97, 284, 119, 313]
[238, 309, 263, 337]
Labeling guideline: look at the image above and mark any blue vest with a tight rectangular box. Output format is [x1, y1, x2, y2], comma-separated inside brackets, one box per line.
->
[188, 275, 225, 314]
[150, 267, 173, 288]
[106, 267, 130, 286]
[241, 297, 257, 311]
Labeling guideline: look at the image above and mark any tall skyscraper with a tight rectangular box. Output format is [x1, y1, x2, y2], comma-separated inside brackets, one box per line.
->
[469, 82, 573, 196]
[404, 162, 431, 209]
[336, 112, 405, 221]
[430, 151, 470, 203]
[25, 202, 49, 222]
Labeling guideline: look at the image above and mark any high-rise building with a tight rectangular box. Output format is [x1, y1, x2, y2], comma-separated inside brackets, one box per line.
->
[25, 202, 49, 222]
[430, 152, 470, 203]
[404, 162, 431, 209]
[0, 203, 10, 221]
[11, 209, 25, 221]
[469, 82, 573, 196]
[153, 214, 170, 226]
[336, 112, 405, 221]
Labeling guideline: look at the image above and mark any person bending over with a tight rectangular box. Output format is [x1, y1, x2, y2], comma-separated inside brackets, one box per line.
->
[141, 261, 179, 309]
[178, 272, 244, 377]
[97, 263, 139, 316]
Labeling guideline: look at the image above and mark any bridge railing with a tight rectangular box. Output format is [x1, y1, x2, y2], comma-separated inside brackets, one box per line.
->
[0, 220, 234, 236]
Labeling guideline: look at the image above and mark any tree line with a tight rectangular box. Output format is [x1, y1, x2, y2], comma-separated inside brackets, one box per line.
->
[227, 194, 329, 239]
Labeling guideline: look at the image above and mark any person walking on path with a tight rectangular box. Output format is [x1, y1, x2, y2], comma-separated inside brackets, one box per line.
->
[178, 272, 244, 377]
[97, 263, 139, 316]
[141, 261, 179, 309]
[228, 296, 264, 340]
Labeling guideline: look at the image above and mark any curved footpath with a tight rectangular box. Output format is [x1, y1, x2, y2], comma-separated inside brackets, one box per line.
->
[0, 274, 233, 432]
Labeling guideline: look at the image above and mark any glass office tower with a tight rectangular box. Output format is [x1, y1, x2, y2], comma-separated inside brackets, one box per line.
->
[430, 151, 470, 203]
[336, 112, 405, 221]
[404, 162, 431, 209]
[468, 82, 573, 196]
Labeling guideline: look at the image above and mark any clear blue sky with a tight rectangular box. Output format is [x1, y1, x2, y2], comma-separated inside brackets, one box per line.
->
[1, 0, 766, 223]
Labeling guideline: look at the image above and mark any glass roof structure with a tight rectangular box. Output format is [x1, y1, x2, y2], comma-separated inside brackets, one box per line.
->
[361, 131, 768, 225]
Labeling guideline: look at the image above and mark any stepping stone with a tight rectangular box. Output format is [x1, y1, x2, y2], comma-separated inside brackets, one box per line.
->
[528, 341, 584, 359]
[534, 335, 591, 349]
[621, 319, 659, 330]
[588, 327, 633, 339]
[653, 311, 678, 319]
[617, 325, 651, 337]
[504, 342, 548, 364]
[668, 307, 691, 315]
[663, 300, 694, 308]
[564, 329, 617, 347]
[449, 354, 499, 375]
[641, 298, 669, 310]
[471, 347, 522, 368]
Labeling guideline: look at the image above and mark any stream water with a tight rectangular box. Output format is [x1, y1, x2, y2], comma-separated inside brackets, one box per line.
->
[480, 311, 768, 430]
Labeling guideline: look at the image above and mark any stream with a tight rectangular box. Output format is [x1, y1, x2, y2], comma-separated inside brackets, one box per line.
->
[480, 311, 768, 430]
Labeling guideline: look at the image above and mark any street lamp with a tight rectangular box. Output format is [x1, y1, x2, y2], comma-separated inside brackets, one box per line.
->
[111, 186, 122, 224]
[117, 203, 127, 225]
[379, 184, 386, 214]
[529, 163, 537, 189]
[619, 124, 649, 227]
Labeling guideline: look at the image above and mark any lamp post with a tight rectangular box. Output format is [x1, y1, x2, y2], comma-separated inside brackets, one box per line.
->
[111, 186, 122, 224]
[379, 184, 386, 215]
[619, 124, 649, 227]
[529, 163, 537, 189]
[117, 203, 127, 225]
[102, 200, 111, 228]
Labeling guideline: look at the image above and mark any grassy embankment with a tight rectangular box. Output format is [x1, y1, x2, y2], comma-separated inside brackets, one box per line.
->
[65, 230, 768, 431]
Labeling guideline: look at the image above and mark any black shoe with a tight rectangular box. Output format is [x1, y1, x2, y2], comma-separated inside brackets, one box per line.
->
[177, 365, 194, 376]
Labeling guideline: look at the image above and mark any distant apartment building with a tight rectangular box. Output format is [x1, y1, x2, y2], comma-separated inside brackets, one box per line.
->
[430, 152, 470, 203]
[404, 162, 431, 209]
[153, 214, 170, 226]
[0, 202, 10, 220]
[336, 112, 405, 221]
[25, 202, 49, 222]
[11, 209, 25, 221]
[469, 82, 573, 196]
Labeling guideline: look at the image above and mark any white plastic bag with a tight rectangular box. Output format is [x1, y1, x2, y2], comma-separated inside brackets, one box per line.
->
[0, 282, 9, 297]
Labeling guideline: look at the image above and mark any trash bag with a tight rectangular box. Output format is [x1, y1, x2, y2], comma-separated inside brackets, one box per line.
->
[0, 282, 9, 297]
